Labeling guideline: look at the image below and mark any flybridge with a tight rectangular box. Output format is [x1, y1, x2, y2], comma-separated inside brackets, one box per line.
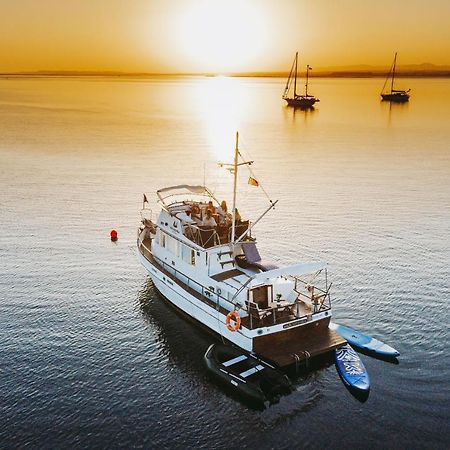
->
[157, 185, 218, 208]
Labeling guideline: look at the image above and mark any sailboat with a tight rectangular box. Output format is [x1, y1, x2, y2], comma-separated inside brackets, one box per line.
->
[137, 133, 345, 369]
[283, 52, 319, 108]
[380, 52, 410, 102]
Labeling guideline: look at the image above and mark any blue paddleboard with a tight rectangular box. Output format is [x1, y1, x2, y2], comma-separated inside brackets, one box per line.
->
[334, 344, 370, 391]
[329, 322, 400, 357]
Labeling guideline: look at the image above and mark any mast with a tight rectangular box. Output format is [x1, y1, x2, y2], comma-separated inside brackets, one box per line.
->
[219, 132, 253, 245]
[391, 52, 397, 94]
[231, 132, 239, 244]
[293, 52, 298, 97]
[305, 65, 310, 97]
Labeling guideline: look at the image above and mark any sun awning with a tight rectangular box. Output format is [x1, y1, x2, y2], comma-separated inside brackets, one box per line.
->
[250, 262, 327, 286]
[156, 185, 216, 205]
[157, 185, 209, 195]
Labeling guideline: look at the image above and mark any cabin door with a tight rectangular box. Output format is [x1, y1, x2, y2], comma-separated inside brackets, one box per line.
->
[249, 285, 273, 309]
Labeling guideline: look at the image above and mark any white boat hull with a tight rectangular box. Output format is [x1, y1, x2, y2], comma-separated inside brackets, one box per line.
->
[138, 250, 253, 351]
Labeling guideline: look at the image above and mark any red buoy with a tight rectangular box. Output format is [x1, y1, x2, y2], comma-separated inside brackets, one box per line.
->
[110, 229, 118, 241]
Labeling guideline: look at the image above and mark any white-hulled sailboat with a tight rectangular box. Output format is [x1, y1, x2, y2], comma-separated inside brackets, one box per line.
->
[137, 133, 344, 367]
[283, 52, 319, 109]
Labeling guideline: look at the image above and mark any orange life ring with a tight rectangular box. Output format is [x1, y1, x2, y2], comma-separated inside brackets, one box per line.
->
[226, 310, 241, 332]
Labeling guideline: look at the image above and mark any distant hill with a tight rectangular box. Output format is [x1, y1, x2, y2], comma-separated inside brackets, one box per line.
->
[1, 64, 450, 78]
[233, 63, 450, 78]
[310, 63, 450, 77]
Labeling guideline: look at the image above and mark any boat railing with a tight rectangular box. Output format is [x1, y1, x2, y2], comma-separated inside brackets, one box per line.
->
[184, 221, 251, 249]
[146, 251, 239, 313]
[293, 276, 332, 311]
[247, 301, 292, 329]
[246, 296, 329, 330]
[139, 240, 327, 331]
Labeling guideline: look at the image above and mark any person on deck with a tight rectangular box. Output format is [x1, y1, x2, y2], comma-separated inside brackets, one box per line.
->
[217, 200, 232, 225]
[202, 209, 217, 228]
[218, 200, 228, 216]
[234, 208, 242, 223]
[191, 204, 202, 224]
[206, 201, 215, 215]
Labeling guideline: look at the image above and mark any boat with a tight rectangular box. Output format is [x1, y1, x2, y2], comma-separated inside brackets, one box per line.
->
[380, 52, 410, 102]
[204, 344, 292, 404]
[329, 322, 400, 358]
[334, 344, 370, 392]
[283, 52, 319, 108]
[137, 133, 345, 368]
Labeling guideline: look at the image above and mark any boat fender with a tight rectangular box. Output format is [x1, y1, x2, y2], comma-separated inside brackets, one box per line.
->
[226, 311, 241, 332]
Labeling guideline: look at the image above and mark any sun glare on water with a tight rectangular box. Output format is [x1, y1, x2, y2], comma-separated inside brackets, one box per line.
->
[177, 0, 267, 73]
[193, 76, 252, 162]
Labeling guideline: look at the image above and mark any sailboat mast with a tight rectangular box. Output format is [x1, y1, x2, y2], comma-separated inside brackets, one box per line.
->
[293, 52, 298, 97]
[391, 52, 397, 93]
[231, 132, 239, 244]
[305, 65, 310, 97]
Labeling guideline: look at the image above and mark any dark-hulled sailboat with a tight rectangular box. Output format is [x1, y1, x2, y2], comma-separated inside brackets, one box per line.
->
[283, 52, 319, 108]
[381, 52, 410, 102]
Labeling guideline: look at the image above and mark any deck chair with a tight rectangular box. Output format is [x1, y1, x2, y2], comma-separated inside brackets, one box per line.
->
[247, 301, 273, 326]
[241, 242, 279, 272]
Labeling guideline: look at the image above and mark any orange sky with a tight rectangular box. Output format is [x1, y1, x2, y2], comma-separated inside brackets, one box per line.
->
[1, 0, 449, 73]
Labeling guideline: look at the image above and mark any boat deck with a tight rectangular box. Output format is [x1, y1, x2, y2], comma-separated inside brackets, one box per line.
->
[139, 235, 345, 367]
[253, 319, 346, 367]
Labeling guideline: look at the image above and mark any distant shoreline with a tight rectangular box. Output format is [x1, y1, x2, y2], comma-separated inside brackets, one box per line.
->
[1, 70, 450, 78]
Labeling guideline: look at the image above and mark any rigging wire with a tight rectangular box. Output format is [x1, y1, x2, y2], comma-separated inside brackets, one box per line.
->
[238, 135, 274, 205]
[381, 57, 395, 94]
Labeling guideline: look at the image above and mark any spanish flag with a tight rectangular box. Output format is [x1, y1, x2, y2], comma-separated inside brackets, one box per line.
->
[248, 176, 259, 187]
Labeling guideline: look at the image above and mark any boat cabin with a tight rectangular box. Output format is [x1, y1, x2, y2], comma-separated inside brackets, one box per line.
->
[139, 185, 333, 331]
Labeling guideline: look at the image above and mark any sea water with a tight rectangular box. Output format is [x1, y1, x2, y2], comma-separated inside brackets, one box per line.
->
[1, 76, 449, 448]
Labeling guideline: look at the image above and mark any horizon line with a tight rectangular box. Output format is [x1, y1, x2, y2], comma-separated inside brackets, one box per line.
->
[2, 69, 450, 78]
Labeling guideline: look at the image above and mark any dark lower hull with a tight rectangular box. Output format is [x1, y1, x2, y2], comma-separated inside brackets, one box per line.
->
[381, 93, 409, 102]
[204, 344, 292, 405]
[284, 96, 319, 108]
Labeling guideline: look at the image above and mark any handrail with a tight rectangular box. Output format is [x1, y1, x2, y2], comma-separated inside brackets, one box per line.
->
[143, 247, 237, 311]
[139, 240, 330, 331]
[184, 221, 252, 249]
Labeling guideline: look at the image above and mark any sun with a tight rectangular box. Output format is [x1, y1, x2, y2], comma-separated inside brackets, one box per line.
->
[176, 0, 267, 73]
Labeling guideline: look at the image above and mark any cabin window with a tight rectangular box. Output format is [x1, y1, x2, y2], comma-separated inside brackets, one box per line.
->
[161, 232, 166, 248]
[191, 249, 196, 266]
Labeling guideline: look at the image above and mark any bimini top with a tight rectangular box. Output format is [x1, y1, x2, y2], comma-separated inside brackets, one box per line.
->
[157, 185, 218, 207]
[250, 262, 327, 286]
